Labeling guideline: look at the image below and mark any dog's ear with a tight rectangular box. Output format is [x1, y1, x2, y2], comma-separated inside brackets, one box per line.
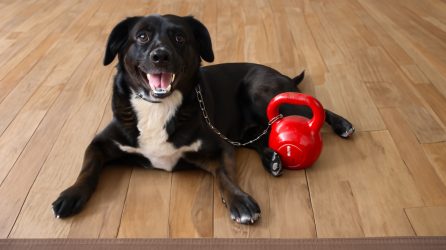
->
[103, 16, 142, 66]
[185, 16, 214, 62]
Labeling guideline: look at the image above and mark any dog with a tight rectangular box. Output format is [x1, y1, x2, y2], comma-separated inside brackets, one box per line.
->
[52, 14, 354, 224]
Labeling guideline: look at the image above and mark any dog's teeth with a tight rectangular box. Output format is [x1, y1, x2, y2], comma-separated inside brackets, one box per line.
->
[152, 84, 172, 95]
[171, 74, 175, 83]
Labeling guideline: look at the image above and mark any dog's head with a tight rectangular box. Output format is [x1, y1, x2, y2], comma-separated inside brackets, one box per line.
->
[104, 15, 214, 102]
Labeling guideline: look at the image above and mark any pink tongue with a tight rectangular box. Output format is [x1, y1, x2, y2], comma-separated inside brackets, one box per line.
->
[148, 73, 172, 89]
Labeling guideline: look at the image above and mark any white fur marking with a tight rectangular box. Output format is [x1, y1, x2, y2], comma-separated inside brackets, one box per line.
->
[117, 90, 202, 172]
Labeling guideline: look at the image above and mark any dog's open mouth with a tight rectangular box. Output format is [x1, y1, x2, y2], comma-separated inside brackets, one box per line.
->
[146, 72, 175, 98]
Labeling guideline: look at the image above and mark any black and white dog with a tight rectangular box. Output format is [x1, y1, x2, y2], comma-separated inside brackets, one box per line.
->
[52, 14, 354, 224]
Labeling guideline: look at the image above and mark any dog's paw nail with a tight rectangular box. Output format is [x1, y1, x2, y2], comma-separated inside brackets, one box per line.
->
[272, 163, 278, 171]
[271, 153, 277, 161]
[342, 127, 355, 138]
[273, 170, 282, 177]
[221, 198, 227, 208]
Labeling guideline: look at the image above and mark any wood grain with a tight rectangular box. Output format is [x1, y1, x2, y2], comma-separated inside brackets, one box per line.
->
[380, 108, 446, 206]
[67, 97, 129, 238]
[9, 54, 112, 238]
[308, 132, 423, 237]
[117, 168, 171, 238]
[67, 167, 132, 238]
[406, 206, 446, 236]
[267, 171, 316, 238]
[423, 142, 446, 186]
[169, 170, 213, 238]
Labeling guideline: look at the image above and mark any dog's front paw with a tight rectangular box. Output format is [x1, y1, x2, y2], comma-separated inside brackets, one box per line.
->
[52, 185, 92, 219]
[227, 194, 261, 224]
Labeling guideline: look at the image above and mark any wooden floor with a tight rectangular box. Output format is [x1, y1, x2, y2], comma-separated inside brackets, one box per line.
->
[1, 0, 446, 238]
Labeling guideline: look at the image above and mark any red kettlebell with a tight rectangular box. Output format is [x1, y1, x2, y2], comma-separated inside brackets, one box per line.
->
[267, 92, 325, 170]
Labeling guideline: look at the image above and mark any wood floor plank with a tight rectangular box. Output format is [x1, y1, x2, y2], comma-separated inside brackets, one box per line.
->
[356, 47, 446, 143]
[169, 170, 213, 238]
[307, 134, 364, 238]
[0, 45, 99, 238]
[0, 37, 14, 56]
[315, 63, 386, 132]
[0, 1, 33, 32]
[348, 0, 433, 89]
[400, 65, 431, 85]
[0, 41, 64, 135]
[0, 1, 49, 33]
[286, 6, 327, 88]
[62, 2, 137, 229]
[13, 1, 72, 33]
[0, 0, 115, 236]
[405, 206, 446, 236]
[67, 97, 130, 238]
[380, 108, 446, 206]
[268, 8, 295, 66]
[311, 0, 371, 63]
[304, 1, 346, 68]
[213, 0, 245, 63]
[0, 33, 59, 103]
[0, 0, 79, 82]
[267, 171, 316, 238]
[415, 84, 446, 135]
[0, 0, 103, 135]
[0, 84, 63, 184]
[0, 33, 103, 185]
[358, 0, 446, 102]
[308, 131, 423, 237]
[67, 167, 132, 238]
[348, 0, 415, 66]
[423, 142, 446, 186]
[402, 0, 446, 29]
[117, 168, 171, 238]
[8, 53, 112, 238]
[388, 1, 446, 57]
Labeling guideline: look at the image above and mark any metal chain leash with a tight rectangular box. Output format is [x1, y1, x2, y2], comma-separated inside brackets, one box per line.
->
[195, 84, 283, 147]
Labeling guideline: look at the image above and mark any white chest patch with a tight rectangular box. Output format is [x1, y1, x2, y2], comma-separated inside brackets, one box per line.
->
[116, 90, 202, 172]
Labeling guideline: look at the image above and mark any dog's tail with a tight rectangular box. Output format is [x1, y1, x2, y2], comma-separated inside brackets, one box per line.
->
[292, 70, 305, 86]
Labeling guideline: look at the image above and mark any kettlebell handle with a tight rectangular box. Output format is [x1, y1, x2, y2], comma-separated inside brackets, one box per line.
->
[267, 92, 325, 132]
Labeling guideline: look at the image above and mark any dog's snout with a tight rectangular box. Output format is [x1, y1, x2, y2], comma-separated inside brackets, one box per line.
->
[150, 48, 170, 65]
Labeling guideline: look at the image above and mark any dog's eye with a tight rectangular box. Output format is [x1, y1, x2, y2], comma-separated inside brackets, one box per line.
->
[136, 31, 150, 43]
[175, 34, 185, 44]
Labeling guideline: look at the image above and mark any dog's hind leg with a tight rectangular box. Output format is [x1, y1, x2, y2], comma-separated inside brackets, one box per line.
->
[324, 109, 355, 138]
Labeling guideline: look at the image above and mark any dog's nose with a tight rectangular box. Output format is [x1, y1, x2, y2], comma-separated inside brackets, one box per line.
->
[150, 48, 170, 65]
